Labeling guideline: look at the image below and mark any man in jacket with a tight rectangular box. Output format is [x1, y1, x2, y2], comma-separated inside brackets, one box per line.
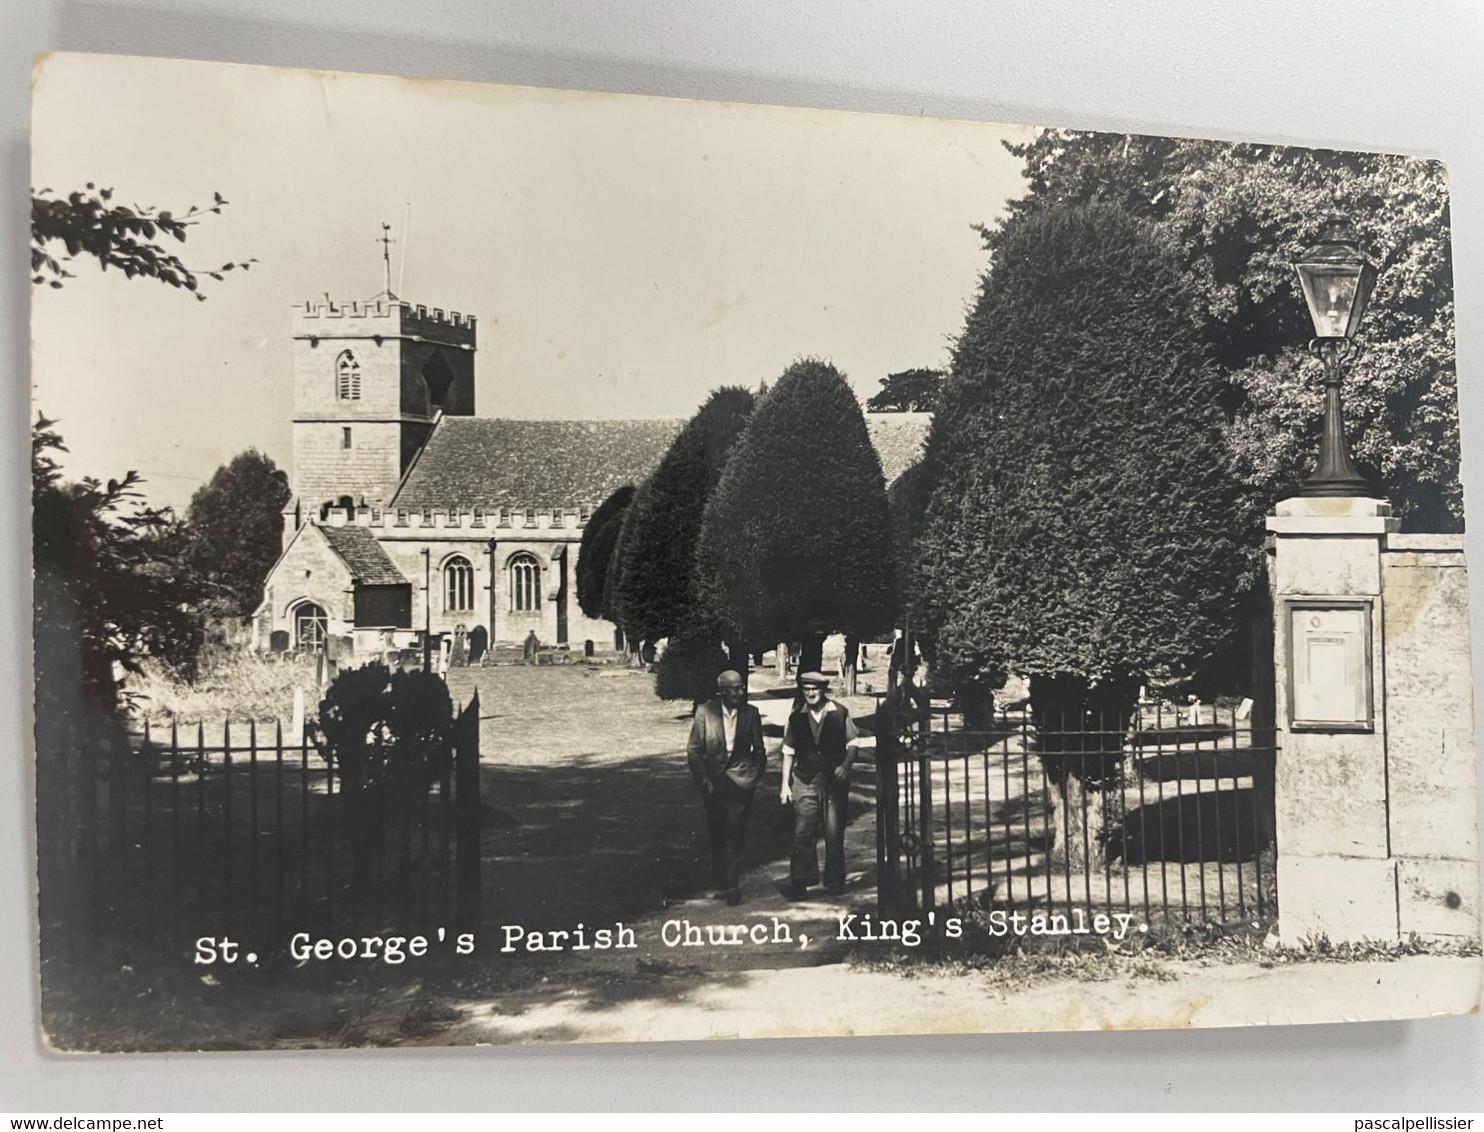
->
[780, 671, 861, 898]
[686, 669, 767, 905]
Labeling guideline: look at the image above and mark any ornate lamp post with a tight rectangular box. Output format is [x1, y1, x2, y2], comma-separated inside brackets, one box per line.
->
[1292, 215, 1378, 496]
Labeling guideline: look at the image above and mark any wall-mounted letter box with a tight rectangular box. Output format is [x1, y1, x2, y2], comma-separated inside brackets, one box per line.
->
[1287, 599, 1374, 732]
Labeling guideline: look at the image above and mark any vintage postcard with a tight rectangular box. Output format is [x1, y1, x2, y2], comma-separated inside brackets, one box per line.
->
[29, 52, 1481, 1050]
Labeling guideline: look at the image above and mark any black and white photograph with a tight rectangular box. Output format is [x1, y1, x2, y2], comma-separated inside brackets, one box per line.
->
[26, 50, 1483, 1054]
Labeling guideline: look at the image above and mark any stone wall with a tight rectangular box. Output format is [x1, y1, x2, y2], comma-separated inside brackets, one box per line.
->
[262, 526, 356, 646]
[289, 296, 476, 511]
[1268, 497, 1480, 943]
[292, 420, 404, 513]
[375, 535, 493, 641]
[1380, 534, 1479, 937]
[267, 502, 632, 656]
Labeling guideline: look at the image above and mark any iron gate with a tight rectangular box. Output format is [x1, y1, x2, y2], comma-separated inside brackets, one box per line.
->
[39, 694, 483, 962]
[875, 696, 1277, 927]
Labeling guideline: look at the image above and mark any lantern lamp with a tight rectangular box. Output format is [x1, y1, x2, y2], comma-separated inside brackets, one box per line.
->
[1290, 215, 1377, 497]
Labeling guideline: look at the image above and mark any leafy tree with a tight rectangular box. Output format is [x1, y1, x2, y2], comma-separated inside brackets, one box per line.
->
[31, 184, 254, 298]
[30, 179, 252, 717]
[610, 387, 755, 649]
[914, 201, 1243, 862]
[32, 179, 250, 722]
[33, 417, 204, 716]
[698, 358, 897, 674]
[576, 485, 636, 621]
[866, 367, 946, 413]
[997, 130, 1458, 532]
[33, 185, 250, 954]
[184, 450, 291, 619]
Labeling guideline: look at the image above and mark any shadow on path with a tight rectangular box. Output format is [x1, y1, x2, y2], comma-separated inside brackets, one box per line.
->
[456, 745, 883, 1036]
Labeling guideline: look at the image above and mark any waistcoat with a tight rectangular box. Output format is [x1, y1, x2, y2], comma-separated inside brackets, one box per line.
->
[787, 705, 848, 780]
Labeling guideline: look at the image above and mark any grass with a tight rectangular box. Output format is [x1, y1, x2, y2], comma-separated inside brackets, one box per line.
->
[1152, 929, 1482, 967]
[129, 648, 323, 724]
[846, 931, 1183, 990]
[849, 904, 1480, 992]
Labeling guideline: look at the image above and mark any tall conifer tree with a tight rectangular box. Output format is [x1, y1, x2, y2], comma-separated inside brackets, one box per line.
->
[698, 359, 896, 674]
[576, 484, 636, 622]
[610, 387, 755, 648]
[915, 201, 1242, 862]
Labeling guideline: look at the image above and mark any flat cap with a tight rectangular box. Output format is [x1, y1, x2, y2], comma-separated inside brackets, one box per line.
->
[798, 671, 831, 687]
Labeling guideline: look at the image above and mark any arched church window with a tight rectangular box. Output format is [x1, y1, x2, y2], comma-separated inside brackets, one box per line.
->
[509, 553, 541, 613]
[293, 601, 328, 652]
[336, 350, 362, 400]
[444, 556, 474, 613]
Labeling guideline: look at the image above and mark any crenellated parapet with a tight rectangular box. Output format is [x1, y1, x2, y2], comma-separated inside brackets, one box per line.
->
[316, 501, 592, 535]
[293, 297, 477, 346]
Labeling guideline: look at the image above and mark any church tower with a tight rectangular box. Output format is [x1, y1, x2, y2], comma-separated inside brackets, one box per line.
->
[289, 228, 477, 520]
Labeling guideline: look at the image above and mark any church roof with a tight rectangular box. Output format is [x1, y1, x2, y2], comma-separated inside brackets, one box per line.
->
[389, 412, 932, 514]
[320, 523, 408, 585]
[392, 418, 683, 512]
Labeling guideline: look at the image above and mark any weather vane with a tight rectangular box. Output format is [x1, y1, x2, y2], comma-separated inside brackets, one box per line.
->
[378, 221, 396, 299]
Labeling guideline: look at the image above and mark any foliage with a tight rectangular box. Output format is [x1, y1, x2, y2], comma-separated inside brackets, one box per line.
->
[602, 521, 631, 632]
[33, 184, 252, 949]
[653, 631, 731, 705]
[886, 459, 932, 618]
[31, 184, 254, 298]
[915, 201, 1243, 698]
[33, 416, 204, 716]
[31, 182, 253, 724]
[609, 387, 756, 642]
[866, 367, 946, 413]
[998, 130, 1459, 531]
[383, 669, 457, 789]
[312, 662, 453, 802]
[183, 450, 292, 619]
[697, 358, 897, 659]
[576, 485, 636, 621]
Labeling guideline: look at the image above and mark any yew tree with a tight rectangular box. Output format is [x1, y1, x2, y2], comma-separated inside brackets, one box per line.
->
[914, 201, 1243, 862]
[698, 358, 896, 674]
[610, 387, 755, 654]
[576, 484, 636, 622]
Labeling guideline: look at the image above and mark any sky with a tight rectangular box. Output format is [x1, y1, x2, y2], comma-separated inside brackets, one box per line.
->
[31, 54, 1031, 510]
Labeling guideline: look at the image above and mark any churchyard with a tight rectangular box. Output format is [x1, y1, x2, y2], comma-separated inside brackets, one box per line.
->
[445, 661, 882, 933]
[39, 657, 894, 1050]
[29, 84, 1479, 1052]
[47, 656, 1476, 1050]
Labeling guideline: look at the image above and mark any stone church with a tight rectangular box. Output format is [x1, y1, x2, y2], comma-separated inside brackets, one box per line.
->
[255, 279, 929, 664]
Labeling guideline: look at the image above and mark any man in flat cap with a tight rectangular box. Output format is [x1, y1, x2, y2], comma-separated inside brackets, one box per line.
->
[686, 669, 767, 905]
[780, 672, 861, 898]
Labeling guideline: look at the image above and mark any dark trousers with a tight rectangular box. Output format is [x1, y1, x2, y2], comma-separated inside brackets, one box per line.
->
[790, 772, 849, 887]
[702, 777, 754, 891]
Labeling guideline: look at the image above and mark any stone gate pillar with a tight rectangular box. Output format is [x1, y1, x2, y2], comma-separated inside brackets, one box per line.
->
[1267, 495, 1479, 944]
